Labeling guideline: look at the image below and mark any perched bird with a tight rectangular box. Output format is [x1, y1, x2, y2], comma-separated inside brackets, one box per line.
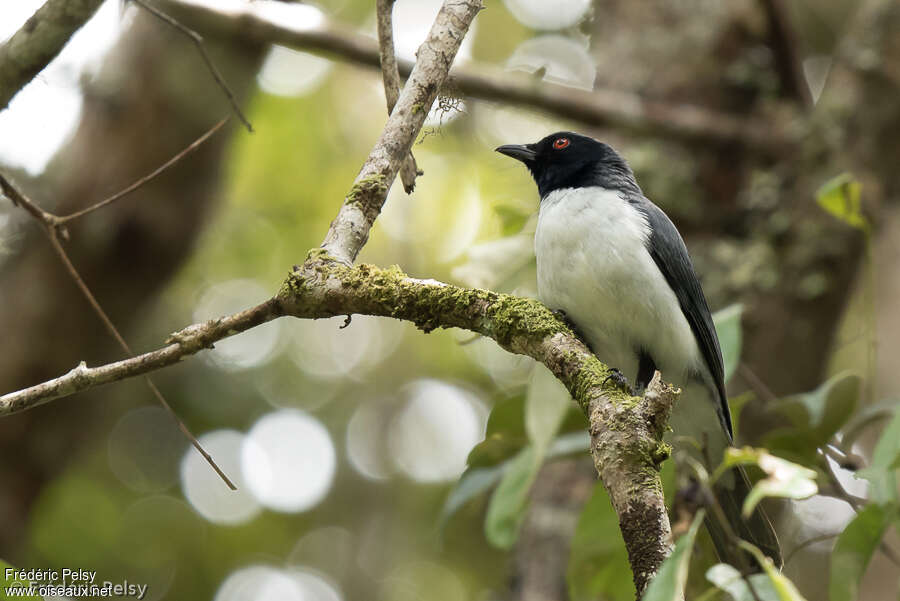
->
[496, 131, 781, 567]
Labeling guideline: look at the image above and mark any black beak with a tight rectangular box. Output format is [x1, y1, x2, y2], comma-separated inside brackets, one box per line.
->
[495, 144, 536, 164]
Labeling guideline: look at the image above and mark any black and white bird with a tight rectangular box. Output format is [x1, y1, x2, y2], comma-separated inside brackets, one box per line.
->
[497, 131, 780, 566]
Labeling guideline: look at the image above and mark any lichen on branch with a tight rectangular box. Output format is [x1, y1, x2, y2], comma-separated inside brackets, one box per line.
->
[279, 255, 680, 594]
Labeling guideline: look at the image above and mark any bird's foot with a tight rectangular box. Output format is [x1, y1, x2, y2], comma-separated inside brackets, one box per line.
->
[603, 368, 634, 396]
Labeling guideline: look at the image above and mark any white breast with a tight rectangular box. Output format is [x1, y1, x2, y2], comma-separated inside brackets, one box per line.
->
[534, 187, 703, 384]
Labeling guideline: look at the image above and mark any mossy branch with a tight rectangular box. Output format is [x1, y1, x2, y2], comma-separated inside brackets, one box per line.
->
[0, 0, 680, 591]
[282, 256, 681, 596]
[0, 254, 679, 592]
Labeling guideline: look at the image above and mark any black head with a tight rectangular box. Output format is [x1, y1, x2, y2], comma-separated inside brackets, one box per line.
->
[496, 132, 639, 198]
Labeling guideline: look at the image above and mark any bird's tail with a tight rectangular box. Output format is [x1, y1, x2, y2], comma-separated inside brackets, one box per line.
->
[705, 465, 782, 570]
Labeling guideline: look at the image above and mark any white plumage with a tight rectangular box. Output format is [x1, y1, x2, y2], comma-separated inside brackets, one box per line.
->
[535, 186, 730, 466]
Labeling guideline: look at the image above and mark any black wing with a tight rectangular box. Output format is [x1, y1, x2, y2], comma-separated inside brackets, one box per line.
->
[637, 197, 732, 438]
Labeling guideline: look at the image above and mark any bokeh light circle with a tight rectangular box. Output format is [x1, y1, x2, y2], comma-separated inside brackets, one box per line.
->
[194, 279, 283, 371]
[287, 568, 343, 601]
[258, 45, 332, 97]
[290, 315, 403, 380]
[242, 410, 336, 512]
[346, 402, 395, 481]
[507, 35, 596, 90]
[388, 380, 487, 482]
[502, 0, 591, 30]
[180, 430, 261, 525]
[214, 566, 304, 601]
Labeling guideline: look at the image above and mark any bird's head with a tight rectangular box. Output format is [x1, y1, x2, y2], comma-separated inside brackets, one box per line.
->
[496, 131, 638, 198]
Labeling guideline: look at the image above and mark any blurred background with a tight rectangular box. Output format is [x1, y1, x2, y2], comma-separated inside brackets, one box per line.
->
[1, 0, 898, 599]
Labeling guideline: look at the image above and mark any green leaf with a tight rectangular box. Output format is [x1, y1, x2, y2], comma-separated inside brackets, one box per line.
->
[494, 204, 532, 235]
[717, 447, 817, 516]
[482, 364, 574, 549]
[816, 172, 867, 230]
[439, 432, 590, 534]
[829, 504, 893, 601]
[0, 560, 42, 600]
[466, 394, 527, 468]
[706, 563, 780, 601]
[841, 398, 898, 450]
[484, 445, 540, 548]
[713, 304, 743, 383]
[438, 464, 505, 531]
[547, 431, 590, 457]
[567, 483, 633, 601]
[740, 541, 809, 601]
[727, 391, 754, 442]
[858, 408, 900, 505]
[525, 363, 572, 452]
[763, 372, 861, 463]
[642, 510, 705, 601]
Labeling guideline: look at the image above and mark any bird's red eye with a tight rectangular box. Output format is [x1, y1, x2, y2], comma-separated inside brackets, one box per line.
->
[553, 138, 570, 150]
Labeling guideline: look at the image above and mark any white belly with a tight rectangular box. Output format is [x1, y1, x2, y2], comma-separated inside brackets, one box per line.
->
[534, 187, 703, 386]
[534, 186, 732, 467]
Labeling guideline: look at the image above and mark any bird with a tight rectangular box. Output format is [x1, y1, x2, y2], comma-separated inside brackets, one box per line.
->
[496, 131, 781, 568]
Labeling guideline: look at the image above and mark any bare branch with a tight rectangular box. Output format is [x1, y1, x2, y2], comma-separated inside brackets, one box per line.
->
[0, 298, 282, 414]
[0, 0, 104, 110]
[376, 0, 420, 193]
[57, 117, 228, 225]
[168, 0, 796, 153]
[320, 0, 483, 264]
[132, 0, 253, 131]
[45, 228, 236, 489]
[1, 0, 680, 585]
[1, 169, 237, 489]
[1, 254, 678, 590]
[0, 172, 56, 224]
[758, 0, 813, 108]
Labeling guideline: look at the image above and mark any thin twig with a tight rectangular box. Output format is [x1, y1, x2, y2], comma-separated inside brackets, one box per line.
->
[1, 171, 237, 489]
[376, 0, 420, 193]
[0, 297, 282, 413]
[131, 0, 253, 132]
[44, 229, 237, 489]
[58, 117, 229, 224]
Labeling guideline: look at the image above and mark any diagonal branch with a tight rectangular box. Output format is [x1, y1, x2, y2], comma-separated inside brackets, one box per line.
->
[57, 117, 228, 224]
[0, 0, 104, 110]
[0, 255, 679, 593]
[320, 0, 483, 264]
[1, 132, 236, 488]
[168, 0, 796, 154]
[0, 297, 281, 414]
[0, 0, 680, 590]
[376, 0, 421, 193]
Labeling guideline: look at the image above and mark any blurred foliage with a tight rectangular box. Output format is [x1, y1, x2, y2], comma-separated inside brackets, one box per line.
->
[643, 510, 705, 601]
[5, 1, 900, 600]
[566, 482, 631, 601]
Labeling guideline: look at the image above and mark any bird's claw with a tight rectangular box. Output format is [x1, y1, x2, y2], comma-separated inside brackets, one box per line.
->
[603, 368, 634, 395]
